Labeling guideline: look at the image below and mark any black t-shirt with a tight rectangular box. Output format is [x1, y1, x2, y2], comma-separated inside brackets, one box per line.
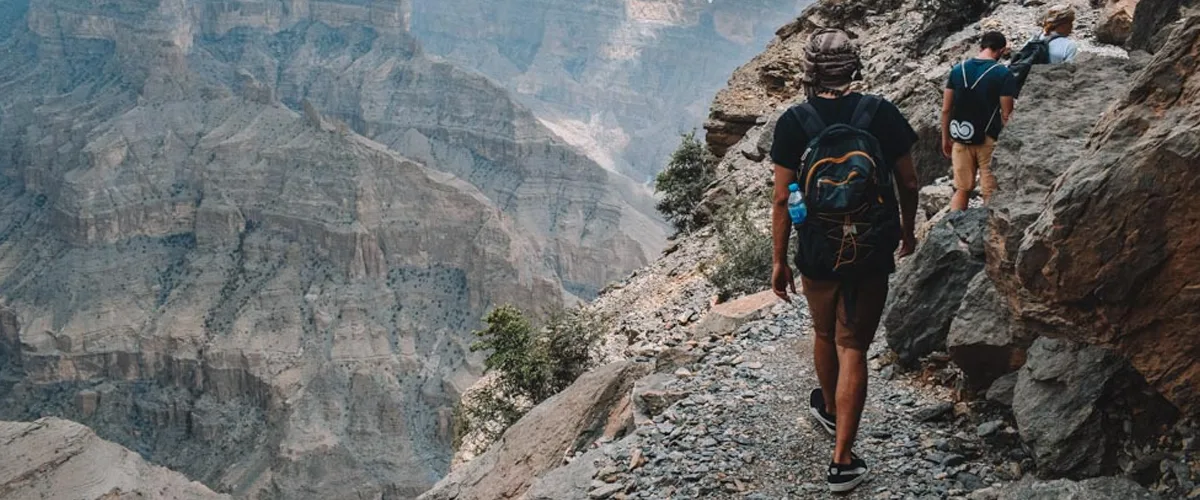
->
[770, 93, 919, 172]
[769, 93, 918, 278]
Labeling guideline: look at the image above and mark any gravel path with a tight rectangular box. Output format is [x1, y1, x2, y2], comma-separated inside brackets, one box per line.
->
[586, 299, 1021, 499]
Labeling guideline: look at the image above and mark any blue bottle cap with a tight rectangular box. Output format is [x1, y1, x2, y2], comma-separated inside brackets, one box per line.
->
[788, 183, 799, 192]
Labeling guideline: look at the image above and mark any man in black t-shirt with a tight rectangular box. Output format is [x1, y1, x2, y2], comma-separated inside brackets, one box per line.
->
[769, 28, 921, 494]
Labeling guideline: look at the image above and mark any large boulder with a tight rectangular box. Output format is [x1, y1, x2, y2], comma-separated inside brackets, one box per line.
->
[419, 362, 653, 500]
[885, 208, 987, 366]
[985, 54, 1143, 294]
[1012, 338, 1176, 479]
[1095, 0, 1139, 45]
[947, 273, 1035, 390]
[1004, 16, 1200, 416]
[991, 477, 1161, 500]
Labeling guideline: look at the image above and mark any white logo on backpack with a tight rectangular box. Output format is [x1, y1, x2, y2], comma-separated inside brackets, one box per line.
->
[949, 120, 976, 141]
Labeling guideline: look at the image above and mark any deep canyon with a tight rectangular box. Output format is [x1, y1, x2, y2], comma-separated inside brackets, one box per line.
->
[0, 0, 806, 498]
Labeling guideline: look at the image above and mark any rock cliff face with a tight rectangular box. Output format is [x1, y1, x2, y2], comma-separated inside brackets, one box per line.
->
[1002, 14, 1200, 416]
[1, 417, 229, 499]
[409, 0, 807, 179]
[0, 0, 663, 497]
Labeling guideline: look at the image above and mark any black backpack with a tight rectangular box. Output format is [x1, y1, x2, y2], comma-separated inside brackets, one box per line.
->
[1009, 34, 1063, 97]
[949, 61, 1004, 145]
[789, 95, 901, 281]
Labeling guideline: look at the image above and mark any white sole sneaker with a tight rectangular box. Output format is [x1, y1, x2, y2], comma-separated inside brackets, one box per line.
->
[828, 465, 870, 493]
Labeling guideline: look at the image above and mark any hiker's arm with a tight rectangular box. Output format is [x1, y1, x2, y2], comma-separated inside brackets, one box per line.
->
[940, 89, 954, 158]
[1000, 96, 1015, 124]
[772, 164, 797, 264]
[894, 153, 920, 238]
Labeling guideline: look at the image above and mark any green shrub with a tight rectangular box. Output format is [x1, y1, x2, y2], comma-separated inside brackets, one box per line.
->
[705, 199, 774, 301]
[654, 132, 717, 233]
[454, 305, 607, 449]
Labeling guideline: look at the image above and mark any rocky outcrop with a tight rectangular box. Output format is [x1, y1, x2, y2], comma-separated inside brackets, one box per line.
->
[418, 361, 652, 500]
[986, 54, 1144, 296]
[1128, 0, 1196, 52]
[885, 209, 988, 366]
[1002, 14, 1200, 416]
[1012, 338, 1176, 479]
[0, 417, 228, 500]
[409, 0, 804, 178]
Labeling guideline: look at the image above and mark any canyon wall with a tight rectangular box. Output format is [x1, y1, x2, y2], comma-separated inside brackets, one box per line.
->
[0, 0, 664, 497]
[409, 0, 807, 179]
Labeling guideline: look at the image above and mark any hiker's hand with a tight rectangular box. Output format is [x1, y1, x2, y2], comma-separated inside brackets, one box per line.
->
[941, 137, 953, 159]
[899, 231, 917, 258]
[771, 262, 797, 303]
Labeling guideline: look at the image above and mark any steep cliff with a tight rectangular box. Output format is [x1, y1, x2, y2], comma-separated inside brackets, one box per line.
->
[409, 0, 807, 179]
[0, 0, 663, 497]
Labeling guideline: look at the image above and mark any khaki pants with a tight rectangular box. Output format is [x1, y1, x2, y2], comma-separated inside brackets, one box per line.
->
[951, 137, 998, 200]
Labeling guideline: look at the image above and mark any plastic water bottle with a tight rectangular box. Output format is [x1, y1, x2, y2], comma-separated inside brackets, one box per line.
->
[787, 183, 807, 224]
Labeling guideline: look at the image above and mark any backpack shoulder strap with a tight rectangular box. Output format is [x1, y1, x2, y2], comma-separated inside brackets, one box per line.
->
[850, 94, 883, 130]
[970, 62, 1002, 89]
[789, 103, 828, 141]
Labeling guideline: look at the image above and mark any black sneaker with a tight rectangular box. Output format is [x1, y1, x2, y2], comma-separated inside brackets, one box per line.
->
[809, 388, 836, 435]
[827, 455, 870, 493]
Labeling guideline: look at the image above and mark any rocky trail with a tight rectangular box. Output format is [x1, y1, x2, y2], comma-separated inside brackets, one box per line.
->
[582, 297, 1001, 499]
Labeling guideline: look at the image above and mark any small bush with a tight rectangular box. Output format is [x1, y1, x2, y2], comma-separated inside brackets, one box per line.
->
[705, 199, 774, 301]
[654, 132, 718, 233]
[454, 305, 607, 450]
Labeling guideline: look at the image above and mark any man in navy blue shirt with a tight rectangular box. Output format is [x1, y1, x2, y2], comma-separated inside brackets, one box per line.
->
[941, 31, 1018, 211]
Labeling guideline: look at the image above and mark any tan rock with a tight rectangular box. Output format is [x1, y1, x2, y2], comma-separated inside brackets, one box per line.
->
[1095, 0, 1138, 45]
[693, 290, 782, 336]
[419, 362, 652, 500]
[0, 417, 229, 500]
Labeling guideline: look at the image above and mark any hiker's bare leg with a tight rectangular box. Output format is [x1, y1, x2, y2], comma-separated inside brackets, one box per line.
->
[833, 345, 868, 464]
[950, 188, 970, 211]
[814, 333, 840, 414]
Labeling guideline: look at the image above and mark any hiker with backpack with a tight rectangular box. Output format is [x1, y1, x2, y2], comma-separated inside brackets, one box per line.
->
[942, 31, 1018, 210]
[1032, 5, 1079, 64]
[769, 28, 921, 494]
[1010, 5, 1080, 94]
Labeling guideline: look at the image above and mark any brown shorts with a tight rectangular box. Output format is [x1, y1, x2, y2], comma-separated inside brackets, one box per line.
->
[800, 274, 890, 351]
[951, 137, 998, 199]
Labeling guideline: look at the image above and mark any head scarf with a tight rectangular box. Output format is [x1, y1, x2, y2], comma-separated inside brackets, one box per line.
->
[800, 28, 863, 92]
[1043, 4, 1076, 30]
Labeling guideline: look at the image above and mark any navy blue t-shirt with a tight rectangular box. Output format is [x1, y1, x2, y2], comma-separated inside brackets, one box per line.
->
[946, 58, 1018, 140]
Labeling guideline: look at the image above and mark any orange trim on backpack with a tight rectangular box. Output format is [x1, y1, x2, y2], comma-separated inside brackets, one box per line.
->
[806, 151, 876, 194]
